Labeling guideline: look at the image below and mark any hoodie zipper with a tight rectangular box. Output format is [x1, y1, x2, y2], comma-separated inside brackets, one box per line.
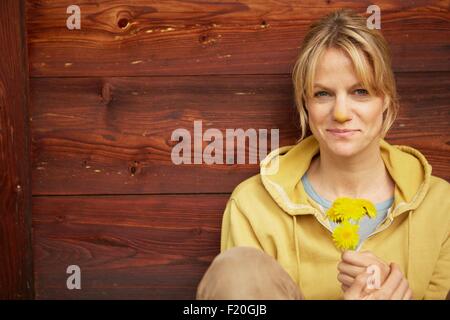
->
[302, 201, 411, 250]
[316, 214, 333, 233]
[313, 205, 333, 233]
[357, 216, 393, 251]
[313, 204, 405, 250]
[357, 205, 410, 250]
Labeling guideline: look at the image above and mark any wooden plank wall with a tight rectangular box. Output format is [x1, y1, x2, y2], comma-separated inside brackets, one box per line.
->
[0, 0, 34, 299]
[26, 1, 450, 299]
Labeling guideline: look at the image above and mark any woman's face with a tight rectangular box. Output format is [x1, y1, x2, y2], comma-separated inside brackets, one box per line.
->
[306, 47, 386, 158]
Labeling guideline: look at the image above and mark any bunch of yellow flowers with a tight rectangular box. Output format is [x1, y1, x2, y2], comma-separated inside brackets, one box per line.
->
[326, 197, 377, 250]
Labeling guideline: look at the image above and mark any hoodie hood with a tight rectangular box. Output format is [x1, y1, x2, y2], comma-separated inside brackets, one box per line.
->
[259, 134, 433, 286]
[260, 134, 432, 217]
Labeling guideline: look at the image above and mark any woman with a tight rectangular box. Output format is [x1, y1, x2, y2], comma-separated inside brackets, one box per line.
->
[196, 9, 450, 300]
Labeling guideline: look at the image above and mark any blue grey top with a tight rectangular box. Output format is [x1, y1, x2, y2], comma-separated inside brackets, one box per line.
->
[301, 174, 394, 248]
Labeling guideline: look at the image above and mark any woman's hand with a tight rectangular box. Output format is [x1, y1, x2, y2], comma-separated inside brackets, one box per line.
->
[337, 250, 390, 292]
[343, 262, 413, 300]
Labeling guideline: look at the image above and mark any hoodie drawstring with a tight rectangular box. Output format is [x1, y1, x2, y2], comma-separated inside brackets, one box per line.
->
[407, 210, 412, 280]
[293, 216, 301, 287]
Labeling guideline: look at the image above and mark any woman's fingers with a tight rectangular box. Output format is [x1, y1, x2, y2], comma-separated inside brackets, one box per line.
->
[337, 261, 365, 277]
[339, 258, 412, 300]
[338, 269, 377, 294]
[340, 250, 390, 284]
[403, 288, 413, 300]
[338, 251, 409, 300]
[341, 250, 370, 267]
[371, 263, 404, 300]
[343, 272, 371, 300]
[337, 272, 354, 287]
[341, 283, 350, 292]
[390, 278, 410, 300]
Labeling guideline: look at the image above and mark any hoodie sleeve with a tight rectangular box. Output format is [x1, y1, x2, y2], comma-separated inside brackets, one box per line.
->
[220, 197, 263, 252]
[423, 227, 450, 300]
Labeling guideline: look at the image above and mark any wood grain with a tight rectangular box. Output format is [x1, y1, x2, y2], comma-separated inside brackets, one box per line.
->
[30, 75, 299, 195]
[0, 0, 34, 299]
[24, 0, 450, 301]
[26, 0, 450, 76]
[30, 72, 450, 195]
[32, 194, 227, 299]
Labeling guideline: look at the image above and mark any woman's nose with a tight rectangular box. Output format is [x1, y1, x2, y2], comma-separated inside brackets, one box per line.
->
[333, 96, 351, 123]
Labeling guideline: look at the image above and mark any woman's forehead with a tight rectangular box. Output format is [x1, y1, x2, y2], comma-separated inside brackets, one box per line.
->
[312, 47, 374, 90]
[316, 48, 358, 71]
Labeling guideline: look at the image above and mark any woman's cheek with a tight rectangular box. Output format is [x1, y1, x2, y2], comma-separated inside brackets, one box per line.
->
[364, 111, 384, 136]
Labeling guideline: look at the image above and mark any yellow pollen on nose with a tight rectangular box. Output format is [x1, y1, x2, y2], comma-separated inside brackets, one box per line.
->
[334, 113, 348, 122]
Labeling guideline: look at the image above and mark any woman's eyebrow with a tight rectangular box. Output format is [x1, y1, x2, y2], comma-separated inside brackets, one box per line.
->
[313, 82, 363, 90]
[313, 83, 331, 90]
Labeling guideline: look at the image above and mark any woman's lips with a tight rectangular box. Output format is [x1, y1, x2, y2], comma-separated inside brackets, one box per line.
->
[326, 129, 359, 137]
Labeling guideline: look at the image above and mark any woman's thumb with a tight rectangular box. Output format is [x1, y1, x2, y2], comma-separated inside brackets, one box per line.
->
[344, 272, 371, 300]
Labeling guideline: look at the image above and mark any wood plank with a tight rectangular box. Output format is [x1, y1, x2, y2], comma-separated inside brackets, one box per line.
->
[32, 194, 227, 299]
[30, 75, 299, 195]
[30, 73, 450, 195]
[26, 0, 450, 76]
[384, 73, 450, 181]
[0, 0, 34, 299]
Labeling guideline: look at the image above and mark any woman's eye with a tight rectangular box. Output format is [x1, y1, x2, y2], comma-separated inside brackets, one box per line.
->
[354, 88, 369, 96]
[314, 91, 329, 97]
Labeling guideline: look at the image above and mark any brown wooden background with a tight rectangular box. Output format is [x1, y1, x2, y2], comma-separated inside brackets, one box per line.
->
[0, 0, 448, 299]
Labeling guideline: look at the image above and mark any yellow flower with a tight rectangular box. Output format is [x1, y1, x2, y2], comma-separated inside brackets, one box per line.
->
[325, 197, 354, 222]
[332, 220, 360, 251]
[326, 197, 376, 222]
[354, 199, 376, 219]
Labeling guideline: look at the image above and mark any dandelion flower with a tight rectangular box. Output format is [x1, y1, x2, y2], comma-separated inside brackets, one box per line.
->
[327, 197, 377, 222]
[345, 198, 377, 221]
[355, 199, 377, 219]
[332, 220, 360, 250]
[326, 197, 354, 222]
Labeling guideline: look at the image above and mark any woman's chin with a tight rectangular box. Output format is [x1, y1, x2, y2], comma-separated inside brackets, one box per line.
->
[326, 143, 361, 158]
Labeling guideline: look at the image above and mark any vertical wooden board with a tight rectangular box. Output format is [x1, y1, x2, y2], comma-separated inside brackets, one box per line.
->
[0, 0, 34, 299]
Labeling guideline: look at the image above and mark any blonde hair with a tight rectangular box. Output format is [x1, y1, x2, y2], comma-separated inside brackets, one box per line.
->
[292, 9, 399, 141]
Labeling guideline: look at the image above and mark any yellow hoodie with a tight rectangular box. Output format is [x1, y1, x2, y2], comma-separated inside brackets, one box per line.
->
[221, 135, 450, 299]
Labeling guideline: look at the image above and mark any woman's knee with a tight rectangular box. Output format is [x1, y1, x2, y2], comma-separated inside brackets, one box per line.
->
[212, 246, 265, 270]
[196, 246, 303, 300]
